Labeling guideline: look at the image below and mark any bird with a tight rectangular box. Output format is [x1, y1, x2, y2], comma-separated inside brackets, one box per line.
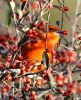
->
[21, 25, 60, 61]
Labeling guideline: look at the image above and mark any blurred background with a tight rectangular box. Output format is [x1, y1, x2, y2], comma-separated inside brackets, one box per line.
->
[0, 0, 79, 37]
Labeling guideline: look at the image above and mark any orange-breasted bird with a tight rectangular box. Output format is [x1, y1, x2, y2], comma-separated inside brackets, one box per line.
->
[21, 25, 60, 61]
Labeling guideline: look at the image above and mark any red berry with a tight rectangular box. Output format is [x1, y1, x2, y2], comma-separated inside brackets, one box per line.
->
[37, 65, 42, 70]
[70, 56, 76, 63]
[25, 84, 30, 91]
[26, 77, 32, 83]
[33, 22, 37, 27]
[78, 37, 81, 40]
[22, 60, 27, 65]
[13, 45, 18, 51]
[46, 93, 54, 100]
[21, 0, 26, 2]
[70, 51, 76, 56]
[70, 87, 76, 94]
[56, 77, 64, 87]
[6, 74, 13, 80]
[63, 77, 68, 84]
[9, 96, 14, 100]
[63, 6, 69, 12]
[32, 30, 38, 36]
[51, 49, 56, 55]
[31, 91, 36, 96]
[36, 79, 42, 86]
[63, 91, 69, 96]
[20, 70, 26, 74]
[62, 30, 68, 35]
[58, 74, 64, 80]
[28, 30, 37, 38]
[78, 86, 81, 92]
[59, 56, 64, 62]
[13, 36, 18, 41]
[37, 22, 46, 30]
[18, 55, 23, 60]
[31, 2, 39, 9]
[21, 66, 26, 71]
[78, 64, 81, 68]
[5, 85, 10, 91]
[31, 95, 37, 100]
[73, 81, 78, 88]
[51, 58, 56, 63]
[67, 83, 72, 88]
[64, 57, 69, 63]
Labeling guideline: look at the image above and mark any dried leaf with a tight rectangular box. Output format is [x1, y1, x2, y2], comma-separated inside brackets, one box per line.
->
[42, 51, 49, 69]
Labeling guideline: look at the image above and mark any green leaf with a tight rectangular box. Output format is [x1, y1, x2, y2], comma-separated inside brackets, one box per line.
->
[42, 51, 49, 69]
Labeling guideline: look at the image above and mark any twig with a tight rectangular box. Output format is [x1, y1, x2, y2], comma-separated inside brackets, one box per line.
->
[53, 5, 81, 31]
[30, 1, 49, 28]
[59, 0, 65, 44]
[10, 0, 20, 43]
[29, 87, 50, 92]
[18, 1, 49, 48]
[67, 64, 73, 83]
[45, 12, 50, 50]
[61, 0, 64, 30]
[57, 0, 62, 6]
[37, 90, 51, 99]
[72, 0, 81, 47]
[23, 0, 28, 12]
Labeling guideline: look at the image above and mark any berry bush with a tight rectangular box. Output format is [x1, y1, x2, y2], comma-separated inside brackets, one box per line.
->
[0, 0, 81, 100]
